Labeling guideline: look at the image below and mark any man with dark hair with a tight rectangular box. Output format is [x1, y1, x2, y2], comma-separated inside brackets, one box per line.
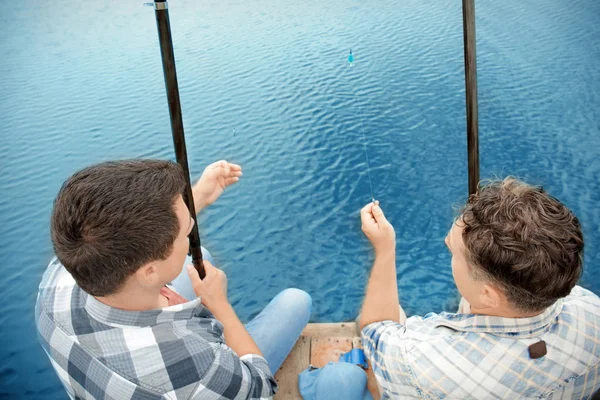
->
[358, 178, 600, 399]
[36, 159, 312, 399]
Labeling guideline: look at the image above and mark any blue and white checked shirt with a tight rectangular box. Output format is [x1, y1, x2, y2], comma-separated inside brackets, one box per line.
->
[35, 257, 277, 399]
[362, 286, 600, 399]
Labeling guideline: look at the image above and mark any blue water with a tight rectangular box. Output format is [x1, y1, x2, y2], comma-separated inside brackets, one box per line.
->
[1, 0, 599, 397]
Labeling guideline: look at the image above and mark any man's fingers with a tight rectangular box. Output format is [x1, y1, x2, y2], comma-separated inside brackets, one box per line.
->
[224, 162, 242, 178]
[224, 177, 240, 186]
[207, 161, 222, 171]
[186, 265, 202, 287]
[210, 160, 243, 179]
[360, 203, 378, 232]
[228, 163, 242, 172]
[207, 160, 227, 172]
[371, 204, 387, 223]
[188, 260, 215, 280]
[222, 161, 230, 176]
[361, 213, 376, 225]
[210, 160, 231, 176]
[360, 202, 374, 216]
[203, 260, 226, 281]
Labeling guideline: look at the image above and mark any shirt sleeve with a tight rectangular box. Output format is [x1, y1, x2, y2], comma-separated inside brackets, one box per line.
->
[190, 343, 277, 400]
[361, 320, 421, 398]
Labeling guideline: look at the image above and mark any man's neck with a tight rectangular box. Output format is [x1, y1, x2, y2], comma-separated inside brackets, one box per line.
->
[95, 283, 168, 311]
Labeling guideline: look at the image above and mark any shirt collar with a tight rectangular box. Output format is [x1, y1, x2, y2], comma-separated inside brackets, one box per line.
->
[83, 288, 210, 328]
[435, 300, 563, 338]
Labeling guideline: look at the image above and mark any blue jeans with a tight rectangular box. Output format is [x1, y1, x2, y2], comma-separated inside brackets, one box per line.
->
[299, 363, 374, 400]
[170, 249, 312, 372]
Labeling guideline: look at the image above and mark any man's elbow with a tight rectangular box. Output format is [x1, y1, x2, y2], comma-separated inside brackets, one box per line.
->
[250, 377, 277, 398]
[359, 314, 379, 331]
[359, 312, 401, 331]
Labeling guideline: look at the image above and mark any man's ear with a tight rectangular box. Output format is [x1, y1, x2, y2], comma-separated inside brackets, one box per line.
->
[134, 262, 161, 288]
[480, 283, 503, 310]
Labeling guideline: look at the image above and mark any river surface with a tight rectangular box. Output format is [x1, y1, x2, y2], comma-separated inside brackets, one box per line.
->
[0, 0, 599, 397]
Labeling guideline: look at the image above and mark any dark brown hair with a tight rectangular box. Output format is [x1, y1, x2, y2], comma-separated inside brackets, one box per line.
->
[51, 160, 186, 296]
[460, 177, 584, 312]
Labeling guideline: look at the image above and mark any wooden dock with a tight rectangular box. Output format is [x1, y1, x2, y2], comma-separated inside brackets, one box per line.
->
[273, 322, 380, 399]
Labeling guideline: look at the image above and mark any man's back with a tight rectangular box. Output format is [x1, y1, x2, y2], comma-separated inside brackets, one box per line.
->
[362, 286, 600, 399]
[36, 258, 276, 399]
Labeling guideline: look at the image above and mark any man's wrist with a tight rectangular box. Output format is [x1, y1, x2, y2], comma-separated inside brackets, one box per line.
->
[374, 245, 396, 259]
[192, 186, 207, 212]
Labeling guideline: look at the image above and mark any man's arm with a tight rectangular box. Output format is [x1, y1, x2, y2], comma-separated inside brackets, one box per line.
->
[210, 302, 263, 357]
[358, 202, 401, 330]
[185, 262, 276, 399]
[186, 262, 262, 357]
[189, 342, 276, 399]
[192, 160, 242, 213]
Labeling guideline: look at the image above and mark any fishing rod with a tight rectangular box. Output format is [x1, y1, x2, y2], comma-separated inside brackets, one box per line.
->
[461, 0, 480, 196]
[152, 0, 205, 279]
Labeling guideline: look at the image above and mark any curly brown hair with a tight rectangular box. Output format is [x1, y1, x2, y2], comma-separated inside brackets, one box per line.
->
[51, 160, 186, 296]
[460, 177, 584, 312]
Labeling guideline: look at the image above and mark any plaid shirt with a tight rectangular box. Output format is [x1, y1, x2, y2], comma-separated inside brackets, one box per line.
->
[362, 286, 600, 399]
[35, 257, 277, 400]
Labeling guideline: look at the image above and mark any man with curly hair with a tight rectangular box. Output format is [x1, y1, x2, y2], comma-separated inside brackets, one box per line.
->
[359, 178, 600, 399]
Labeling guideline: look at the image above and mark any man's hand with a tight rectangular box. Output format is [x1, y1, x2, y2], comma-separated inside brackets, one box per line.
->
[361, 201, 396, 255]
[187, 261, 229, 313]
[193, 160, 242, 212]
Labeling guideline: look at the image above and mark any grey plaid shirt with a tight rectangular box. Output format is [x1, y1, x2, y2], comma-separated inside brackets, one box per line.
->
[35, 257, 277, 399]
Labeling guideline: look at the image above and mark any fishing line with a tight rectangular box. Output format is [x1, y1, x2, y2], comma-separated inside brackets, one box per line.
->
[348, 49, 375, 202]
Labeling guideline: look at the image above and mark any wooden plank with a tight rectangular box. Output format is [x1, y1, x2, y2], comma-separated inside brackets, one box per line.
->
[310, 337, 353, 368]
[274, 336, 310, 400]
[274, 327, 378, 399]
[302, 322, 357, 338]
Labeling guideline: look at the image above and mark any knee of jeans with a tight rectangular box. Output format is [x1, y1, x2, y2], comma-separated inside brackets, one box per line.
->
[317, 363, 368, 397]
[331, 363, 367, 380]
[200, 247, 215, 265]
[279, 288, 312, 320]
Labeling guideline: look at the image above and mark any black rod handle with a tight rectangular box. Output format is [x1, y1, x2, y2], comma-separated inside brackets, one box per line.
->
[462, 0, 480, 196]
[153, 0, 205, 279]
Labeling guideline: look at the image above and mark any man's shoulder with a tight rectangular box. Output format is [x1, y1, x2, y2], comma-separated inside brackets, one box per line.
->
[564, 285, 600, 310]
[38, 257, 73, 293]
[36, 257, 80, 333]
[559, 285, 600, 332]
[556, 286, 600, 354]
